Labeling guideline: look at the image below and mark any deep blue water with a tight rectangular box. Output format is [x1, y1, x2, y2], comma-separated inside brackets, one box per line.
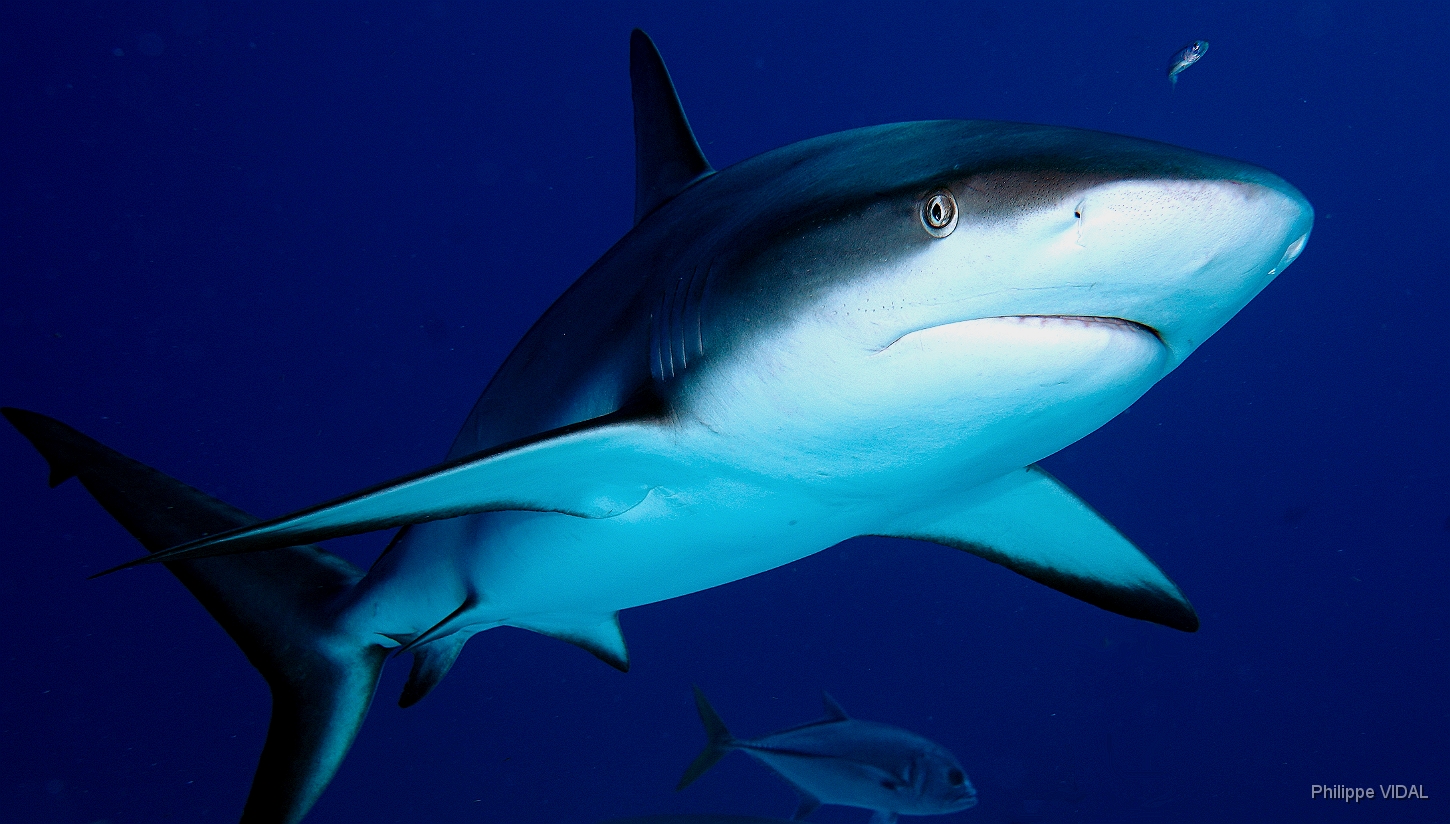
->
[2, 2, 1446, 823]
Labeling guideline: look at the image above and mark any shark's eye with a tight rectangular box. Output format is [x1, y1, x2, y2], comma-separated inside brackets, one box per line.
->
[921, 190, 958, 238]
[948, 768, 965, 786]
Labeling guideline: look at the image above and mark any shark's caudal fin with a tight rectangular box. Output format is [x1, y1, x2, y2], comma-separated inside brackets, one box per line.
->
[630, 29, 712, 223]
[880, 465, 1199, 632]
[3, 408, 383, 824]
[677, 686, 736, 791]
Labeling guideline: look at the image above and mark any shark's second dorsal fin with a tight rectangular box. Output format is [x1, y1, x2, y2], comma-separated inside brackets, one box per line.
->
[630, 29, 712, 224]
[821, 691, 850, 722]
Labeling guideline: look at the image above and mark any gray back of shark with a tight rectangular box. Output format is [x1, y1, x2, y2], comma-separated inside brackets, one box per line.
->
[678, 688, 977, 824]
[3, 28, 1312, 824]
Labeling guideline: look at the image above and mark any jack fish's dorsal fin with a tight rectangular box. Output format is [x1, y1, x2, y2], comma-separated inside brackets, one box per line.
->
[630, 29, 712, 224]
[821, 691, 850, 722]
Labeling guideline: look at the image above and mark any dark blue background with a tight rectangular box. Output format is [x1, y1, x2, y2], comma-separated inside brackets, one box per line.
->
[2, 2, 1445, 823]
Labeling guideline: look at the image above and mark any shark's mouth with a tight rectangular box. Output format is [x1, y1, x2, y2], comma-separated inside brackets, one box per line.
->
[1001, 314, 1163, 343]
[876, 314, 1162, 355]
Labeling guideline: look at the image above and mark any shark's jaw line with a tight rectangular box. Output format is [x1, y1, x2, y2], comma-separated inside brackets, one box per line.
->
[877, 314, 1163, 355]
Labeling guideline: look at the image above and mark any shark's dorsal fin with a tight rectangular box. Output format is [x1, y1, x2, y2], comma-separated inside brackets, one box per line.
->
[821, 691, 850, 722]
[630, 29, 712, 224]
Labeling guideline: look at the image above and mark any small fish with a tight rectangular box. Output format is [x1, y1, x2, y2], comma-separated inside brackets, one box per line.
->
[678, 688, 978, 824]
[1167, 40, 1209, 86]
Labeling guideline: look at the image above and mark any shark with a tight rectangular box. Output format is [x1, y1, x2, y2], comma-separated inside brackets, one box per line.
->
[678, 688, 977, 823]
[3, 28, 1312, 824]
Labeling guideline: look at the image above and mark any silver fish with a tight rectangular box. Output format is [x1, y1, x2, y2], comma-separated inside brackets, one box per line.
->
[1168, 40, 1209, 86]
[678, 688, 978, 824]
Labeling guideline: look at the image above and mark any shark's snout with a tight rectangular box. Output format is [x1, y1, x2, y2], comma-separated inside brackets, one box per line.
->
[1086, 174, 1313, 367]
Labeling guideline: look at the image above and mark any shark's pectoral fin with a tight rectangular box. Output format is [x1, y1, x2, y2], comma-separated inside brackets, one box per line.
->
[509, 612, 630, 672]
[880, 465, 1198, 632]
[101, 403, 677, 573]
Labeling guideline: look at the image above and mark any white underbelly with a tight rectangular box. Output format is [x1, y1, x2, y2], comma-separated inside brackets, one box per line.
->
[347, 314, 1168, 638]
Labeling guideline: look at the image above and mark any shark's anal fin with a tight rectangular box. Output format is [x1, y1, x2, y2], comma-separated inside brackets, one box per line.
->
[879, 465, 1199, 632]
[867, 811, 898, 824]
[630, 29, 713, 223]
[509, 612, 630, 672]
[399, 632, 467, 708]
[100, 397, 674, 573]
[3, 408, 385, 824]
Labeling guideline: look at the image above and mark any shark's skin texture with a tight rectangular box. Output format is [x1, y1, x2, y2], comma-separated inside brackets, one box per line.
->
[678, 689, 977, 823]
[5, 29, 1311, 824]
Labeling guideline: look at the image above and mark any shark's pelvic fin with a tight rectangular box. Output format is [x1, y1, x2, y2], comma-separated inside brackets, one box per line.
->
[882, 465, 1199, 632]
[630, 29, 712, 224]
[509, 612, 630, 672]
[2, 408, 384, 824]
[677, 686, 737, 791]
[867, 811, 899, 824]
[100, 398, 672, 574]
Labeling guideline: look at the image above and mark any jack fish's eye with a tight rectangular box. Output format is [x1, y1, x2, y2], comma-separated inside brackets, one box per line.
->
[948, 768, 965, 786]
[921, 190, 958, 238]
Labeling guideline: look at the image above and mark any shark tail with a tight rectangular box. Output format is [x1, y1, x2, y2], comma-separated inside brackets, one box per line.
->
[3, 408, 384, 824]
[676, 685, 736, 791]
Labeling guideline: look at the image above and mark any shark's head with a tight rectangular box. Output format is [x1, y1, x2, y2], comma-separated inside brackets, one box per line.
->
[686, 120, 1312, 478]
[704, 120, 1312, 371]
[880, 123, 1312, 370]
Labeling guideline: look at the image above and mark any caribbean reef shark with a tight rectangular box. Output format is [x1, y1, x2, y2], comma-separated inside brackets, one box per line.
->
[679, 688, 977, 823]
[4, 28, 1311, 824]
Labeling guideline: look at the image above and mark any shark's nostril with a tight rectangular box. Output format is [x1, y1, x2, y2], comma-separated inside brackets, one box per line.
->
[1268, 233, 1308, 276]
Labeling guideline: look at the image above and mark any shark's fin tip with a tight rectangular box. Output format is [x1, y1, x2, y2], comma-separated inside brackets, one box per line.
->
[884, 465, 1199, 632]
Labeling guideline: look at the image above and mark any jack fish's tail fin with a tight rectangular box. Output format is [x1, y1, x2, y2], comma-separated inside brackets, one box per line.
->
[676, 685, 736, 791]
[3, 408, 385, 824]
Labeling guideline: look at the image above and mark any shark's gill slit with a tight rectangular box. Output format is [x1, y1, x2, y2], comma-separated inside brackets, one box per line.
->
[673, 269, 692, 368]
